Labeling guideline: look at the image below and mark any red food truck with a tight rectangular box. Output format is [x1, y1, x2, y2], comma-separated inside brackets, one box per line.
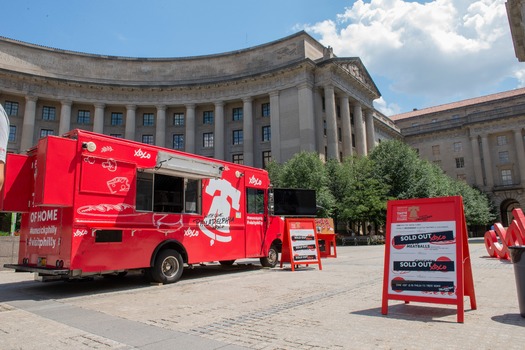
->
[1, 130, 315, 284]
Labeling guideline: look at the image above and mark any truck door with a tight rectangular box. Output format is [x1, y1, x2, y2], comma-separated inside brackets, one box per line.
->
[245, 187, 266, 257]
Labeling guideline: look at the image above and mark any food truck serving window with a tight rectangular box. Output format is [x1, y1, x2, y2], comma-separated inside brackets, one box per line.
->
[136, 171, 201, 214]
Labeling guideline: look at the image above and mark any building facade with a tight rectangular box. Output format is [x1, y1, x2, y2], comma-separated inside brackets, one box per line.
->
[0, 32, 400, 170]
[391, 88, 525, 226]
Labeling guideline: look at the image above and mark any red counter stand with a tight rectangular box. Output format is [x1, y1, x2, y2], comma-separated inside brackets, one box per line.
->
[381, 196, 476, 323]
[315, 218, 337, 258]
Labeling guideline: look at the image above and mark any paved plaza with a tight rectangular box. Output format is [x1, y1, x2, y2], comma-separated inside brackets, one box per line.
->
[0, 240, 524, 349]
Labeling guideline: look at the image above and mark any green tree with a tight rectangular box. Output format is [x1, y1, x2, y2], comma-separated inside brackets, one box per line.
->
[325, 159, 350, 228]
[275, 152, 335, 217]
[339, 156, 390, 231]
[368, 140, 422, 199]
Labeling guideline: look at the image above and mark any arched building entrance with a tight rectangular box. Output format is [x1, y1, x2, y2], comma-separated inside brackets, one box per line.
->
[500, 198, 522, 227]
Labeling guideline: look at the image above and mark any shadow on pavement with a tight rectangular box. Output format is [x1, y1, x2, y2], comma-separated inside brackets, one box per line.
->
[491, 314, 525, 327]
[351, 303, 463, 323]
[0, 261, 265, 303]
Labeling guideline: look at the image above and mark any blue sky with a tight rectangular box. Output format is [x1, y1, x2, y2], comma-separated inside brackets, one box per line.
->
[1, 0, 521, 116]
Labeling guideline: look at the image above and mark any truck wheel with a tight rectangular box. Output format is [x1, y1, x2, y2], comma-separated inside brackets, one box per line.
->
[219, 260, 235, 266]
[260, 245, 279, 268]
[151, 249, 183, 284]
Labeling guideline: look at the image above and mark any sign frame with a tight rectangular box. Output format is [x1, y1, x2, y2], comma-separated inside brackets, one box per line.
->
[280, 218, 322, 271]
[381, 196, 476, 323]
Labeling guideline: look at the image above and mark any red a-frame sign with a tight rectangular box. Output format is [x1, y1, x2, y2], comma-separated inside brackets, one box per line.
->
[280, 218, 322, 271]
[381, 196, 476, 323]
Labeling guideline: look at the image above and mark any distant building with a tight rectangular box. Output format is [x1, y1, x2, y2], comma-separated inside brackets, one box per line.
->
[0, 32, 400, 170]
[391, 89, 525, 226]
[506, 0, 525, 61]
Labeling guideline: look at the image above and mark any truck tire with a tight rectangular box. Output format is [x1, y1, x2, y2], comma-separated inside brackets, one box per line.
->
[151, 249, 184, 284]
[260, 244, 279, 268]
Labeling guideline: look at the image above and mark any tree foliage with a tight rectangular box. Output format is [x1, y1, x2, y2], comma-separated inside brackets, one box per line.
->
[339, 156, 390, 228]
[266, 141, 495, 229]
[267, 152, 335, 217]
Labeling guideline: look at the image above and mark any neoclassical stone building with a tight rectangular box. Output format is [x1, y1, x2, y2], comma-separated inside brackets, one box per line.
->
[0, 31, 400, 169]
[391, 88, 525, 226]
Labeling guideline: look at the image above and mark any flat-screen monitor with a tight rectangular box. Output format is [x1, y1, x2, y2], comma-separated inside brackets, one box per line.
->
[272, 188, 317, 216]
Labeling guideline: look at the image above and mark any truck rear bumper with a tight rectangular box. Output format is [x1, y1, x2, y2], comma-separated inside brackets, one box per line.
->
[3, 264, 70, 276]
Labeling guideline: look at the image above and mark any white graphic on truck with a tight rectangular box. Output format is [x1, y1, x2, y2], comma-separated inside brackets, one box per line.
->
[199, 179, 241, 245]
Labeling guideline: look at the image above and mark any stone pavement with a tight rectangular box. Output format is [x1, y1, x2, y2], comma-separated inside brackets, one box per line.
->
[0, 240, 524, 349]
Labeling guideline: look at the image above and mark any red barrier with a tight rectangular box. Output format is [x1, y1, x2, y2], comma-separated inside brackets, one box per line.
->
[484, 209, 525, 260]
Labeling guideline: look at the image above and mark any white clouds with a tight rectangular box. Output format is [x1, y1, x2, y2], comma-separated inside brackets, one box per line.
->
[304, 0, 522, 115]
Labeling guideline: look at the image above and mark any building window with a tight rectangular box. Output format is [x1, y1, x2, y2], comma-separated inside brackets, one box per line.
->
[203, 132, 214, 148]
[173, 113, 185, 126]
[173, 134, 184, 150]
[142, 135, 154, 145]
[351, 113, 354, 125]
[501, 169, 513, 185]
[453, 142, 462, 152]
[232, 154, 243, 164]
[261, 103, 270, 117]
[497, 135, 507, 146]
[232, 108, 243, 121]
[262, 151, 271, 168]
[262, 126, 271, 142]
[352, 133, 356, 147]
[499, 151, 509, 163]
[338, 127, 342, 142]
[432, 145, 440, 155]
[455, 157, 465, 168]
[203, 111, 214, 124]
[42, 106, 56, 121]
[77, 110, 90, 124]
[323, 120, 327, 136]
[111, 112, 123, 126]
[4, 101, 19, 116]
[8, 125, 16, 142]
[233, 130, 243, 145]
[110, 133, 123, 138]
[40, 129, 54, 137]
[143, 113, 154, 126]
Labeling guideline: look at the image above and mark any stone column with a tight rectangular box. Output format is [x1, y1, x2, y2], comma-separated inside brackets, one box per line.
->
[125, 105, 136, 141]
[269, 91, 281, 163]
[480, 134, 494, 188]
[185, 104, 196, 154]
[365, 109, 376, 153]
[354, 103, 366, 156]
[58, 100, 72, 135]
[93, 103, 105, 134]
[514, 129, 525, 185]
[297, 82, 316, 152]
[243, 97, 254, 166]
[155, 105, 166, 147]
[324, 85, 338, 160]
[214, 101, 224, 160]
[20, 95, 37, 152]
[314, 89, 324, 158]
[340, 94, 352, 158]
[469, 134, 484, 186]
